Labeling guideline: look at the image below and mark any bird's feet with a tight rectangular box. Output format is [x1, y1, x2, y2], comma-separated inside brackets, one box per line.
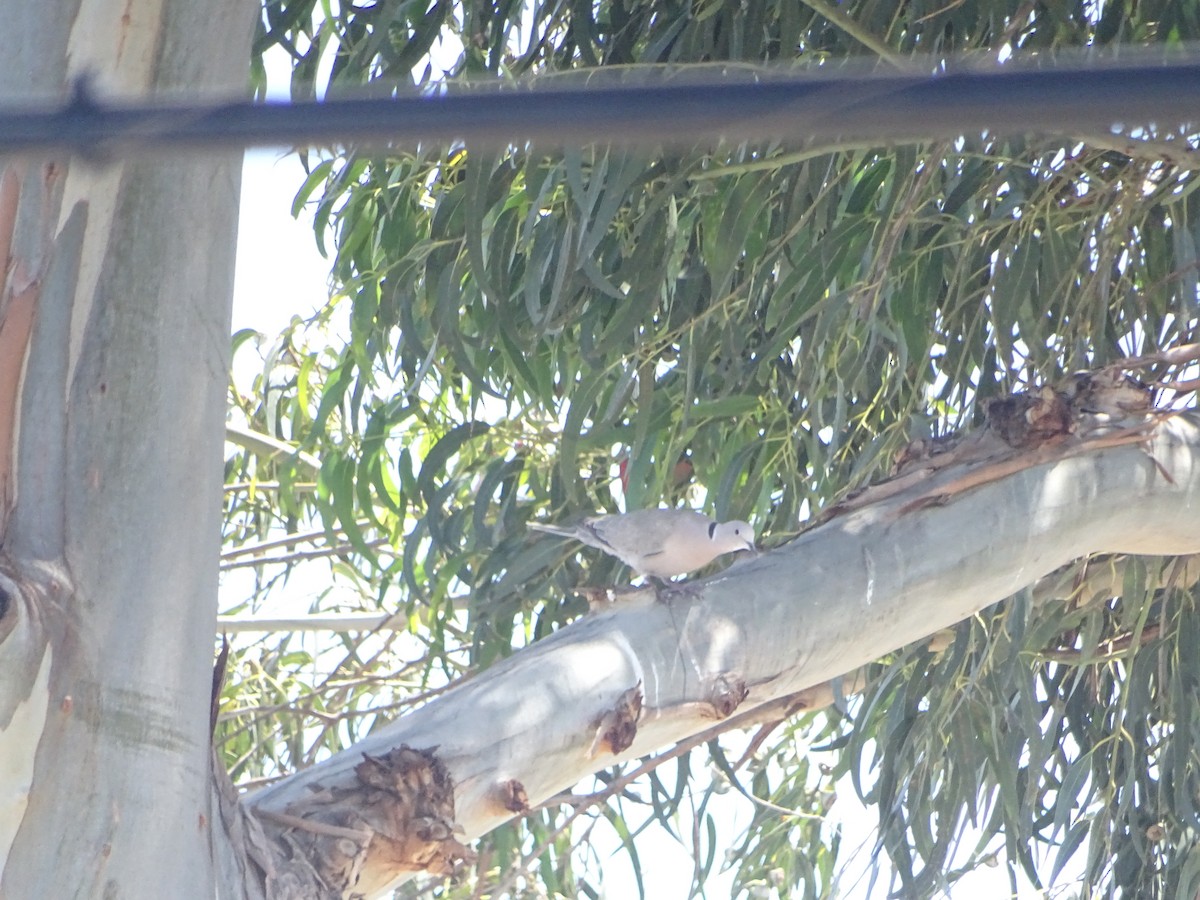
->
[651, 577, 702, 603]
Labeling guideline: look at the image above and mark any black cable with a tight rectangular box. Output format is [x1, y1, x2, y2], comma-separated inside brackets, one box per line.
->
[2, 62, 1197, 158]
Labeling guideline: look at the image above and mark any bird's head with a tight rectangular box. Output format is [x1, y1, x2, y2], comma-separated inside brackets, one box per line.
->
[711, 520, 756, 555]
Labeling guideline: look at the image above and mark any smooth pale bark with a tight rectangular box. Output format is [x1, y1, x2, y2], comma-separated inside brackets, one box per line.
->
[0, 1, 255, 896]
[248, 415, 1200, 897]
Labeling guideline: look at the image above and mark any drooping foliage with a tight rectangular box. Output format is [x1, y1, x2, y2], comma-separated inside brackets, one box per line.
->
[221, 0, 1200, 895]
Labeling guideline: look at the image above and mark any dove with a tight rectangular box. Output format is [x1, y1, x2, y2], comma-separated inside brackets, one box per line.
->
[528, 508, 755, 580]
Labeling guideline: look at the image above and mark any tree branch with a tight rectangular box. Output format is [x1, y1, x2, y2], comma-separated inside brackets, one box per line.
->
[243, 401, 1200, 896]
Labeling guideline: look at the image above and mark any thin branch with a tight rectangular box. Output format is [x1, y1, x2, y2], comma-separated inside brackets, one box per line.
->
[688, 139, 884, 179]
[225, 423, 321, 471]
[224, 481, 318, 493]
[217, 612, 396, 633]
[798, 0, 905, 64]
[218, 538, 392, 571]
[1039, 622, 1163, 663]
[1031, 553, 1200, 607]
[221, 525, 360, 560]
[1113, 342, 1200, 372]
[1071, 131, 1200, 171]
[254, 808, 372, 842]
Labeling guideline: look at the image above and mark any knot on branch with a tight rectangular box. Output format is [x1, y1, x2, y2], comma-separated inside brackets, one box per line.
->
[0, 555, 70, 662]
[828, 360, 1174, 521]
[891, 368, 1158, 480]
[588, 682, 643, 758]
[986, 386, 1073, 449]
[706, 672, 749, 719]
[495, 778, 529, 813]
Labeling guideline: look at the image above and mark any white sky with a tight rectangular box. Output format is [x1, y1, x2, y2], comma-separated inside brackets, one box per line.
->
[231, 150, 330, 344]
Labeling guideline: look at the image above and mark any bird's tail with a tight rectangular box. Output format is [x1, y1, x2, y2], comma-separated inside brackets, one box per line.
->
[527, 522, 577, 538]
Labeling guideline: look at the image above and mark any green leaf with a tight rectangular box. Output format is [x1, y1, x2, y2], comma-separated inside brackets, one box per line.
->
[416, 421, 492, 509]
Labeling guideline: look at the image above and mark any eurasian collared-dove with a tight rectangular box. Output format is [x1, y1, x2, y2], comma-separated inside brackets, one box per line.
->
[528, 508, 755, 579]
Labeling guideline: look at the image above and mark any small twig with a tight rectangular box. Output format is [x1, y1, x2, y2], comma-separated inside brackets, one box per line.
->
[233, 773, 289, 791]
[853, 139, 952, 319]
[1110, 343, 1200, 372]
[221, 524, 364, 560]
[913, 0, 966, 24]
[216, 612, 396, 633]
[211, 635, 231, 737]
[219, 538, 393, 570]
[798, 0, 904, 64]
[1152, 376, 1200, 394]
[729, 784, 828, 822]
[468, 845, 493, 900]
[1039, 623, 1162, 663]
[224, 480, 318, 493]
[688, 139, 883, 180]
[225, 423, 321, 471]
[734, 719, 785, 771]
[1068, 131, 1200, 172]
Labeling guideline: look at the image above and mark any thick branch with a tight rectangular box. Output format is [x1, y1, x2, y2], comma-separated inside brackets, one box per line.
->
[245, 411, 1200, 897]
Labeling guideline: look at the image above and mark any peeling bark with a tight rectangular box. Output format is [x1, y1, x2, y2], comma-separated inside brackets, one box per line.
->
[0, 275, 37, 530]
[253, 745, 475, 896]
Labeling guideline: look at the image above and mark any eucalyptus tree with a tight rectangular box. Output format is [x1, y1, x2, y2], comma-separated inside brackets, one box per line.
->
[0, 1, 258, 896]
[2, 1, 1197, 899]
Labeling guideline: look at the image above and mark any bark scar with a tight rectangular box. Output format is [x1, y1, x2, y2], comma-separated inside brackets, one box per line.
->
[587, 682, 643, 758]
[260, 744, 475, 894]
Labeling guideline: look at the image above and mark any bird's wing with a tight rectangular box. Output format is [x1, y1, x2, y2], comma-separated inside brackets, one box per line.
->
[591, 510, 715, 576]
[590, 509, 680, 552]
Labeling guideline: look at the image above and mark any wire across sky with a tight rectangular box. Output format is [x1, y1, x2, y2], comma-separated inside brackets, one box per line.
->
[1, 60, 1197, 157]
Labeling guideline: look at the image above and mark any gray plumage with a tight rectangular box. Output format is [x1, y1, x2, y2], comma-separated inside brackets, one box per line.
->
[528, 508, 755, 579]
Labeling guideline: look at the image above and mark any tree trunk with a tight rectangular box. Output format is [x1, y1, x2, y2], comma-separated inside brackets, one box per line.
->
[0, 1, 255, 896]
[246, 406, 1200, 897]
